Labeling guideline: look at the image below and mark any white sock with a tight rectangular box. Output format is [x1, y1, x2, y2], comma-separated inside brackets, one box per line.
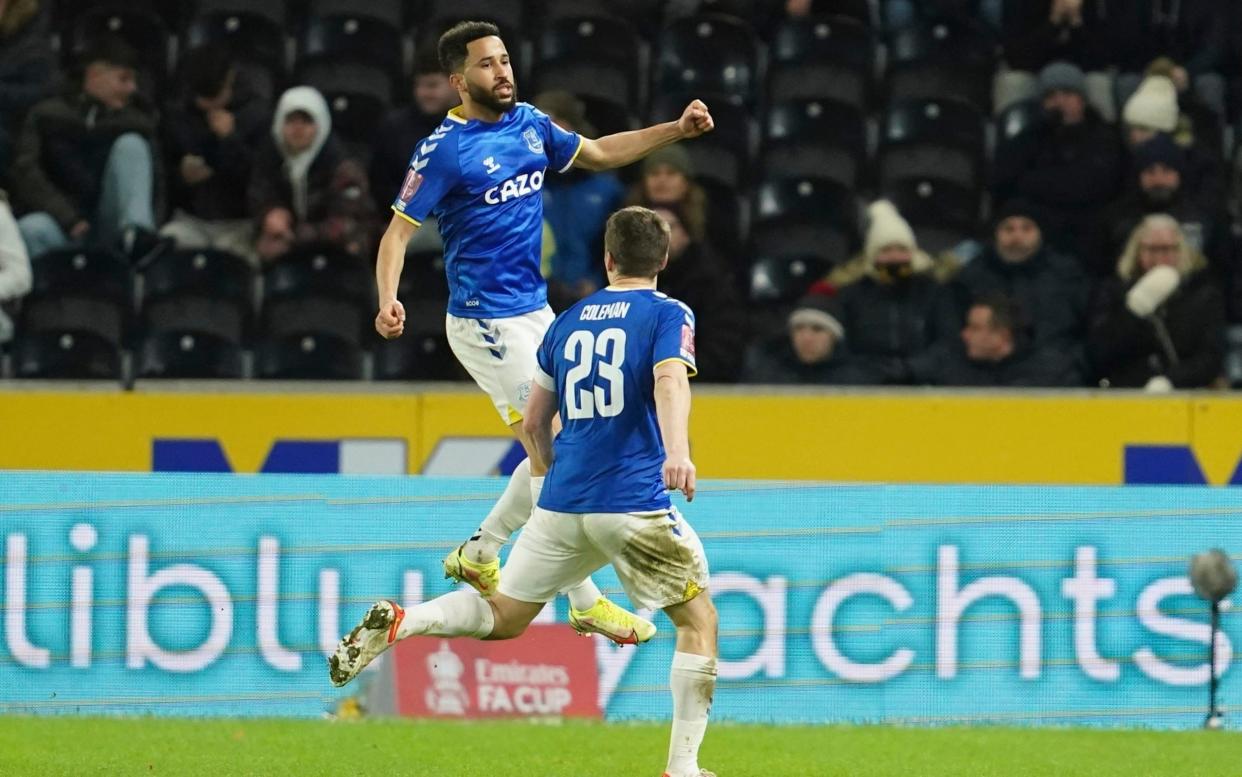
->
[396, 589, 494, 640]
[666, 651, 717, 777]
[463, 459, 532, 563]
[565, 577, 603, 611]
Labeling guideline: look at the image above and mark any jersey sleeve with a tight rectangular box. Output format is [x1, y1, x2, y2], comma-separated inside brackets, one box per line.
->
[532, 106, 584, 174]
[534, 321, 558, 392]
[391, 127, 459, 226]
[653, 300, 698, 377]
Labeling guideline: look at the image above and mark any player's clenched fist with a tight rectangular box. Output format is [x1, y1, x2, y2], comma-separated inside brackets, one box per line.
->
[376, 299, 406, 339]
[677, 100, 714, 139]
[663, 455, 697, 502]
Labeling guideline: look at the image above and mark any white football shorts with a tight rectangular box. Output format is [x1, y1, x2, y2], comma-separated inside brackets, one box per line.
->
[498, 506, 711, 611]
[446, 306, 555, 425]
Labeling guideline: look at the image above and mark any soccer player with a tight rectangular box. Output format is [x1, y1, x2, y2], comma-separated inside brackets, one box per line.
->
[374, 20, 714, 645]
[332, 206, 717, 777]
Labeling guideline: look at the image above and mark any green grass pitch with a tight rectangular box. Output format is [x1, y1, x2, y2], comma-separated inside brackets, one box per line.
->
[0, 717, 1237, 776]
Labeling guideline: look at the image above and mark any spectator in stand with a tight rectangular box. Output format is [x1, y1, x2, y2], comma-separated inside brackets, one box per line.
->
[1120, 72, 1226, 211]
[650, 204, 746, 382]
[624, 145, 709, 250]
[1087, 213, 1225, 390]
[922, 291, 1083, 386]
[160, 44, 269, 262]
[875, 0, 1004, 34]
[369, 49, 460, 215]
[953, 198, 1089, 348]
[742, 292, 860, 385]
[1108, 0, 1228, 120]
[994, 0, 1115, 118]
[0, 0, 53, 177]
[248, 86, 372, 262]
[1094, 133, 1229, 281]
[534, 91, 624, 310]
[0, 189, 31, 343]
[993, 61, 1120, 265]
[833, 201, 961, 385]
[12, 38, 163, 262]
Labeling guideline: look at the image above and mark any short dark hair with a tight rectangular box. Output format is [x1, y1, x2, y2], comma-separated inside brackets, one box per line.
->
[973, 291, 1030, 340]
[438, 21, 501, 74]
[78, 35, 139, 73]
[605, 207, 671, 278]
[180, 44, 235, 100]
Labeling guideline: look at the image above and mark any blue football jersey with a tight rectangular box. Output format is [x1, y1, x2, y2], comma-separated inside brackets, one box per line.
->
[391, 103, 583, 318]
[535, 288, 698, 513]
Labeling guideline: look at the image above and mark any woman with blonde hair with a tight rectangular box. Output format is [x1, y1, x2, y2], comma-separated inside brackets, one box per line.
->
[1086, 213, 1225, 389]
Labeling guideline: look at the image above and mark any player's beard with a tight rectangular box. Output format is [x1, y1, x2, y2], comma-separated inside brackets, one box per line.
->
[468, 77, 517, 115]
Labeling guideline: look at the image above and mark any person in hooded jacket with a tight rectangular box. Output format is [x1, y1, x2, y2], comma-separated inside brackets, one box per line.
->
[247, 85, 372, 262]
[1087, 213, 1225, 390]
[833, 200, 961, 385]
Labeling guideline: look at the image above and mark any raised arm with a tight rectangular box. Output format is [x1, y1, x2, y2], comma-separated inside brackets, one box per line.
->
[572, 100, 714, 172]
[522, 381, 559, 470]
[375, 212, 419, 339]
[654, 359, 695, 501]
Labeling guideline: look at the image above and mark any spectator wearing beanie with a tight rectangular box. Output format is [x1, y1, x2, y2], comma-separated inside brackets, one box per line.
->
[742, 292, 863, 385]
[624, 144, 710, 247]
[993, 60, 1120, 264]
[833, 201, 960, 385]
[1087, 213, 1225, 389]
[994, 1, 1115, 118]
[1094, 133, 1229, 280]
[919, 291, 1084, 387]
[953, 198, 1089, 349]
[1120, 73, 1226, 211]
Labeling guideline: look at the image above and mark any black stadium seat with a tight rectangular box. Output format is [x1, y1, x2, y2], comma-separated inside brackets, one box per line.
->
[20, 248, 132, 346]
[750, 177, 860, 268]
[881, 177, 983, 254]
[417, 0, 525, 41]
[138, 330, 245, 379]
[13, 330, 122, 380]
[886, 19, 996, 112]
[749, 253, 832, 303]
[298, 13, 404, 81]
[650, 93, 756, 188]
[656, 14, 762, 105]
[768, 15, 874, 108]
[261, 243, 375, 347]
[184, 8, 288, 100]
[877, 98, 987, 191]
[533, 15, 644, 113]
[397, 251, 450, 302]
[763, 99, 868, 189]
[257, 332, 364, 380]
[140, 249, 255, 345]
[66, 4, 174, 94]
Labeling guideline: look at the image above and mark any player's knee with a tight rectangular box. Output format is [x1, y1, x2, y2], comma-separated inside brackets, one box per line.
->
[486, 619, 528, 641]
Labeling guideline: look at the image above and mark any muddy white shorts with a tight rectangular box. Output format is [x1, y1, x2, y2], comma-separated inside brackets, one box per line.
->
[498, 506, 711, 610]
[446, 306, 555, 425]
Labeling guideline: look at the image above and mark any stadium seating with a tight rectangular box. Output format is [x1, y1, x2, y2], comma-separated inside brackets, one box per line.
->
[260, 244, 375, 348]
[12, 330, 123, 380]
[417, 0, 526, 41]
[768, 15, 874, 108]
[297, 62, 393, 151]
[373, 329, 460, 380]
[298, 12, 405, 82]
[532, 15, 645, 114]
[885, 18, 995, 112]
[140, 249, 255, 346]
[650, 93, 756, 188]
[256, 332, 365, 380]
[656, 14, 762, 106]
[762, 98, 868, 190]
[65, 3, 174, 93]
[19, 248, 132, 348]
[748, 253, 832, 303]
[138, 330, 245, 379]
[750, 177, 860, 268]
[184, 4, 289, 101]
[881, 176, 983, 254]
[877, 98, 987, 191]
[397, 251, 450, 303]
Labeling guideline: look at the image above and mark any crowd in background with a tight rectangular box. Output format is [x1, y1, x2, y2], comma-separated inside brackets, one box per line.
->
[3, 0, 1242, 388]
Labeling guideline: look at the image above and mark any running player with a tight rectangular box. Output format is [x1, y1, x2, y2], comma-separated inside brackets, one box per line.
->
[332, 206, 717, 777]
[375, 20, 714, 644]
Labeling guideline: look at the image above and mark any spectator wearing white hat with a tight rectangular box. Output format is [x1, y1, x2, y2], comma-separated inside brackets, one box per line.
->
[831, 201, 960, 385]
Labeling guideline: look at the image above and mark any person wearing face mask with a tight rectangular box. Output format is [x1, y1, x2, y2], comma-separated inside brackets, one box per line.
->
[992, 60, 1120, 263]
[247, 85, 372, 262]
[1087, 213, 1225, 390]
[1093, 132, 1228, 280]
[953, 198, 1088, 350]
[11, 36, 163, 262]
[832, 200, 961, 385]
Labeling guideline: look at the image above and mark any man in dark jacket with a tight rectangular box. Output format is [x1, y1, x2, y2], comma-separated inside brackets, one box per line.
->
[12, 37, 160, 259]
[160, 44, 269, 262]
[955, 198, 1089, 348]
[923, 291, 1083, 386]
[993, 61, 1120, 263]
